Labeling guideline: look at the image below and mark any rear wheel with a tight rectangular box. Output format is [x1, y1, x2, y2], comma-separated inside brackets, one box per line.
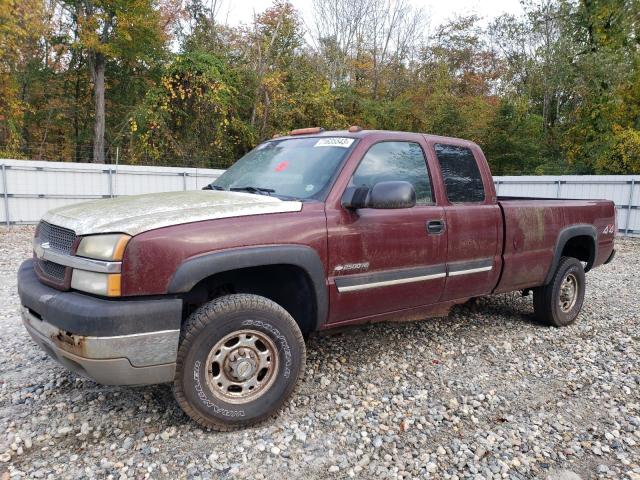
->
[173, 294, 306, 430]
[533, 256, 585, 327]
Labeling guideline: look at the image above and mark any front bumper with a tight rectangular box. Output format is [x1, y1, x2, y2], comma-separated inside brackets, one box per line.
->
[18, 260, 182, 385]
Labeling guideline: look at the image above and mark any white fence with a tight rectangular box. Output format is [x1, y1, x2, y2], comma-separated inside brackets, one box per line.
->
[0, 159, 224, 225]
[1, 160, 638, 235]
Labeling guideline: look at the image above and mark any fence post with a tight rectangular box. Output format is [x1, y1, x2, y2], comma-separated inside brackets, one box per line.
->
[107, 169, 114, 198]
[182, 171, 187, 191]
[626, 178, 636, 235]
[556, 179, 562, 198]
[1, 164, 9, 226]
[114, 147, 119, 197]
[495, 179, 501, 195]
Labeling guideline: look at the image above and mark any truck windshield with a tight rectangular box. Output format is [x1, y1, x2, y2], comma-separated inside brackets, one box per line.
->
[211, 137, 356, 200]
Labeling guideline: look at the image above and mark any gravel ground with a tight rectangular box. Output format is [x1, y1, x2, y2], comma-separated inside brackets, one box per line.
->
[0, 225, 638, 480]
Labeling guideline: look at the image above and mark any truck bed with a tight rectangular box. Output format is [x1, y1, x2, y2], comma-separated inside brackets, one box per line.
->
[494, 197, 616, 294]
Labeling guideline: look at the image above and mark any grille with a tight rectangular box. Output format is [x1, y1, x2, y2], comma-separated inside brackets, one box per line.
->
[40, 260, 66, 280]
[37, 221, 77, 254]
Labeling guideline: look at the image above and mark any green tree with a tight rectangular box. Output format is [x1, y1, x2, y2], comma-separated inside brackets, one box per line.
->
[0, 0, 47, 155]
[564, 0, 640, 172]
[482, 100, 547, 174]
[62, 0, 167, 162]
[130, 52, 253, 167]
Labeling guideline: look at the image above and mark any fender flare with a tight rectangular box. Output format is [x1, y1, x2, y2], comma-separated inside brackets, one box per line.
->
[544, 224, 597, 285]
[167, 245, 328, 330]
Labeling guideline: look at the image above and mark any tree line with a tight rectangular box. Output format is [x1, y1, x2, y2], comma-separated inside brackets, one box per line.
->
[1, 0, 639, 174]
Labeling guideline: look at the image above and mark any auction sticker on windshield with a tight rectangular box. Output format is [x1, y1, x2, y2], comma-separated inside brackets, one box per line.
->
[314, 138, 354, 148]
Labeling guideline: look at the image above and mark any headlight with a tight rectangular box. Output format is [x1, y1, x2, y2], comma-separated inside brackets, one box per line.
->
[76, 234, 130, 261]
[71, 270, 121, 297]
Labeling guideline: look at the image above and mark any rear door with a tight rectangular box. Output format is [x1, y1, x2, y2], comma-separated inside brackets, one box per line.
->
[325, 138, 447, 324]
[429, 142, 502, 300]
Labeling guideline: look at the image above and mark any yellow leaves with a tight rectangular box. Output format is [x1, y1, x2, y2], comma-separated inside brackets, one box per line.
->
[593, 125, 640, 174]
[0, 0, 46, 64]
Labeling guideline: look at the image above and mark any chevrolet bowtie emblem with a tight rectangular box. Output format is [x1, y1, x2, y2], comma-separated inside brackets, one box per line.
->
[34, 241, 49, 258]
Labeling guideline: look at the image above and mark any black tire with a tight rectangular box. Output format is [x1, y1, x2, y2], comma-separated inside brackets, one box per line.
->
[173, 294, 306, 430]
[533, 256, 586, 327]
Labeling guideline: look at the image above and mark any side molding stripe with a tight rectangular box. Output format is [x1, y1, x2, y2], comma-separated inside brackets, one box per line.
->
[448, 266, 492, 276]
[337, 272, 446, 292]
[335, 258, 494, 293]
[447, 258, 494, 277]
[334, 264, 446, 293]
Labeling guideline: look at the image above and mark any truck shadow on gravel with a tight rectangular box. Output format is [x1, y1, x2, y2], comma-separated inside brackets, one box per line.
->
[28, 292, 553, 432]
[123, 293, 545, 428]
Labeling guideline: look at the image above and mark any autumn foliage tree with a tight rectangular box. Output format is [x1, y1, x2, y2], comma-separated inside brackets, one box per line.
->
[0, 0, 48, 155]
[60, 0, 166, 163]
[130, 52, 253, 166]
[2, 0, 640, 174]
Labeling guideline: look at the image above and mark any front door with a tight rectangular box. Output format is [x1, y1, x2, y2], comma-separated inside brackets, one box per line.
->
[326, 139, 447, 324]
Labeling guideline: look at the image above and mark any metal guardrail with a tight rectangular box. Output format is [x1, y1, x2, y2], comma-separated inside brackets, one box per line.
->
[0, 161, 222, 226]
[1, 161, 638, 235]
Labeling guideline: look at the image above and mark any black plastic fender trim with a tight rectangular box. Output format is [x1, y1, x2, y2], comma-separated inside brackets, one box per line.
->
[167, 245, 328, 330]
[544, 224, 597, 285]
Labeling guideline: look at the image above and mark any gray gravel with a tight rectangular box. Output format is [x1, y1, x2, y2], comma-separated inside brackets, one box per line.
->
[1, 225, 639, 480]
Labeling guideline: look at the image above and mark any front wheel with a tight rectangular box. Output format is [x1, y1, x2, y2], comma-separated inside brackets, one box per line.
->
[533, 256, 586, 327]
[173, 294, 306, 430]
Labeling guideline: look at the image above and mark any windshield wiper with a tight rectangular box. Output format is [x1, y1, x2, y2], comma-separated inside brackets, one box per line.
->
[202, 184, 225, 191]
[230, 186, 275, 196]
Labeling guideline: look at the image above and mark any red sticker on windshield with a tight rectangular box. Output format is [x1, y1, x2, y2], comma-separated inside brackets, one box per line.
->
[275, 161, 289, 172]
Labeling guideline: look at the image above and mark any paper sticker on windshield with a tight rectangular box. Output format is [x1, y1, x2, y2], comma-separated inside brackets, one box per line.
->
[314, 138, 354, 148]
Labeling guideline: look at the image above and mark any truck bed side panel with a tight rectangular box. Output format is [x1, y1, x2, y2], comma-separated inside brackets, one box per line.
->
[495, 199, 616, 294]
[495, 200, 564, 293]
[560, 201, 616, 268]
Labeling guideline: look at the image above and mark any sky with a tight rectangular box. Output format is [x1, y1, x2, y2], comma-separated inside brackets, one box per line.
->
[218, 0, 524, 30]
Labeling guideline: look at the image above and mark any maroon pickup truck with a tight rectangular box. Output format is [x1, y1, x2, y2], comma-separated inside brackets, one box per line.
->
[17, 128, 616, 430]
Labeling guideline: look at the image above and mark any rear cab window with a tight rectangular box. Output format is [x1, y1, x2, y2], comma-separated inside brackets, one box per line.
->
[350, 141, 434, 204]
[434, 144, 485, 203]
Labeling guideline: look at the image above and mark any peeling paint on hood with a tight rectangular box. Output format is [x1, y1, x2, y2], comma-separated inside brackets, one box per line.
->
[42, 190, 303, 236]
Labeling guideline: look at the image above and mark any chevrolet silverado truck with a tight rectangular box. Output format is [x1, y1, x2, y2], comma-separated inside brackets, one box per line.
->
[17, 128, 616, 430]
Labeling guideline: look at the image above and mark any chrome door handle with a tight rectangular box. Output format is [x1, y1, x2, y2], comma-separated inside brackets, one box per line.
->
[427, 219, 445, 234]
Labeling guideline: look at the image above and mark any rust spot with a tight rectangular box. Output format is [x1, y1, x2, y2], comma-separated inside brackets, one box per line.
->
[513, 207, 546, 249]
[53, 331, 87, 356]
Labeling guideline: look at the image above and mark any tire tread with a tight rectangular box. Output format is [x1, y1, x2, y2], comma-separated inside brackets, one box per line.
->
[173, 294, 306, 431]
[533, 256, 584, 327]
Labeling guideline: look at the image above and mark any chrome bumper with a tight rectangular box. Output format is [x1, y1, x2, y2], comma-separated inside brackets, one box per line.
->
[22, 307, 178, 385]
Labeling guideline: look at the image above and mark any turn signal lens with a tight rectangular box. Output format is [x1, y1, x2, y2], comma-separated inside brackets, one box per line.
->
[71, 270, 121, 297]
[107, 274, 122, 296]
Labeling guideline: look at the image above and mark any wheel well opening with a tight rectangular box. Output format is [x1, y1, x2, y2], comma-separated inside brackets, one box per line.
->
[183, 264, 317, 337]
[561, 235, 595, 270]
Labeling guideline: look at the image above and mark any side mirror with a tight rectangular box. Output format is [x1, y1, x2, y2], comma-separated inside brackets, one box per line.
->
[369, 181, 416, 209]
[341, 186, 371, 209]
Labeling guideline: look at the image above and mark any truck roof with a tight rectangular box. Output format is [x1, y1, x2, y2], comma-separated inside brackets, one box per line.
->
[273, 128, 479, 148]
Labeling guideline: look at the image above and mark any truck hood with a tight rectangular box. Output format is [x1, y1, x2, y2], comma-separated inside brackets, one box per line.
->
[42, 190, 303, 236]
